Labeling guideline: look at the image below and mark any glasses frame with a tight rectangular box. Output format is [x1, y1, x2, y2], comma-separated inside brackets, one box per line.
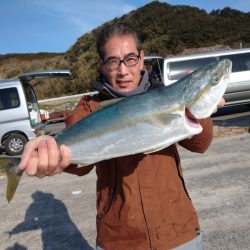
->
[104, 53, 141, 71]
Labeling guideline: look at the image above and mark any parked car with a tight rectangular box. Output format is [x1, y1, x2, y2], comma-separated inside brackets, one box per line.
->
[144, 48, 250, 106]
[0, 70, 71, 155]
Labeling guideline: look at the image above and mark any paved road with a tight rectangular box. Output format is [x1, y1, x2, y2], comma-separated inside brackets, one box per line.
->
[180, 133, 250, 250]
[0, 105, 249, 249]
[1, 132, 250, 249]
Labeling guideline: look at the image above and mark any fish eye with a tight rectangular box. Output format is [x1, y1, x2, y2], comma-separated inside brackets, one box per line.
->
[212, 75, 220, 85]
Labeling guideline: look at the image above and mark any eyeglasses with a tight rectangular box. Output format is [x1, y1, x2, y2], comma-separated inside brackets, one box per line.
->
[104, 54, 141, 71]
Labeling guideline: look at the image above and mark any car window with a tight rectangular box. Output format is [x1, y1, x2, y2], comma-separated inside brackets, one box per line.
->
[144, 58, 164, 82]
[218, 54, 241, 72]
[168, 57, 216, 80]
[0, 87, 20, 110]
[238, 53, 250, 71]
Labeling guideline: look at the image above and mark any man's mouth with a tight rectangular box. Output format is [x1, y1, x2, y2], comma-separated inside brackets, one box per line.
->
[116, 80, 131, 88]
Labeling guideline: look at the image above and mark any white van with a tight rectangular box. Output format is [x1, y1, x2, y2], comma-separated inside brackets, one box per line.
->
[144, 48, 250, 106]
[0, 70, 71, 155]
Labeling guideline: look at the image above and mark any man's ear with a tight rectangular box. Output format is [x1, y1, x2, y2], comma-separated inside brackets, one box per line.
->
[99, 59, 105, 73]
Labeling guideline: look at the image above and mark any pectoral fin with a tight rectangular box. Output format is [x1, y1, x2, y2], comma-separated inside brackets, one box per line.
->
[141, 113, 182, 154]
[144, 145, 169, 154]
[145, 113, 181, 129]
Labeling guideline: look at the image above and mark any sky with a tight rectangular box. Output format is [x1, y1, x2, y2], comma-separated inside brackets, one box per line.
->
[0, 0, 250, 55]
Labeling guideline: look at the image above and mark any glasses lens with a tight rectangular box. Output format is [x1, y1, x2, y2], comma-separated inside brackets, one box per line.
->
[124, 56, 139, 66]
[105, 59, 120, 70]
[105, 54, 140, 70]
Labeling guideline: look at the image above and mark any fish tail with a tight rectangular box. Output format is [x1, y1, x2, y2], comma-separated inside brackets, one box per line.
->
[0, 158, 23, 203]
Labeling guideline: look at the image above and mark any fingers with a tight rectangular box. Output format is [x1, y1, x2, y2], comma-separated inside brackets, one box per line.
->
[47, 137, 60, 173]
[46, 145, 72, 176]
[19, 135, 50, 170]
[37, 140, 49, 177]
[59, 145, 71, 169]
[18, 135, 71, 178]
[24, 150, 39, 176]
[212, 98, 225, 114]
[218, 98, 225, 108]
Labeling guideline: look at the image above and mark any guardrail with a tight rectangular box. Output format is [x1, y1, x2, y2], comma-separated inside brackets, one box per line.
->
[38, 91, 98, 104]
[38, 91, 99, 123]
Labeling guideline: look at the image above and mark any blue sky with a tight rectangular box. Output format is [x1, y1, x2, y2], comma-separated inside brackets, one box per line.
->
[0, 0, 249, 54]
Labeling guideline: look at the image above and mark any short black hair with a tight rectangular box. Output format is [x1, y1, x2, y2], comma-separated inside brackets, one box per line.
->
[96, 22, 142, 60]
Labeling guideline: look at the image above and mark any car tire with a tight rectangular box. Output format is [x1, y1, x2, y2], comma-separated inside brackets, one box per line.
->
[4, 134, 28, 156]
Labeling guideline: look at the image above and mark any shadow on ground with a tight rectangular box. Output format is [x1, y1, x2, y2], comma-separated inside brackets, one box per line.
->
[7, 191, 93, 250]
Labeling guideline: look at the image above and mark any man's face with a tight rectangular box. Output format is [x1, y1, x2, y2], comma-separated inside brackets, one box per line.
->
[100, 35, 144, 92]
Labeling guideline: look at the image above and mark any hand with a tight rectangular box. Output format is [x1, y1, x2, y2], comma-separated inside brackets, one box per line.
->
[213, 98, 225, 114]
[18, 135, 71, 178]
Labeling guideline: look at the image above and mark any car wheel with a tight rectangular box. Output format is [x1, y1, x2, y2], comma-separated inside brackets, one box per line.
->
[4, 134, 28, 156]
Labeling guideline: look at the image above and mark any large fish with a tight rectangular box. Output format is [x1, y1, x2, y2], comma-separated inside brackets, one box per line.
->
[0, 59, 232, 202]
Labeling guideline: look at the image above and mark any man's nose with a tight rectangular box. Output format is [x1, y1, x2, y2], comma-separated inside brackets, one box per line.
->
[118, 61, 129, 74]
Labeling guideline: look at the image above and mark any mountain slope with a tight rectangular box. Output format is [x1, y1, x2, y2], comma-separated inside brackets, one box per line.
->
[1, 1, 250, 98]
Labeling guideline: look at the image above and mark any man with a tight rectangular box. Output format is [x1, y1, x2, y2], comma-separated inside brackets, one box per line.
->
[19, 23, 224, 249]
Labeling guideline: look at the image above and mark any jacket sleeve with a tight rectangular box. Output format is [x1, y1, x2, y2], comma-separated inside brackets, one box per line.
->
[178, 117, 213, 153]
[65, 95, 97, 127]
[63, 96, 99, 176]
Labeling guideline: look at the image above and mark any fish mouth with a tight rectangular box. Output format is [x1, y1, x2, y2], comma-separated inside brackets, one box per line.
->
[185, 108, 200, 125]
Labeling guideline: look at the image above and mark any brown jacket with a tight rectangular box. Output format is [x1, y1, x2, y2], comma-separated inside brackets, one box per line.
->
[64, 94, 213, 250]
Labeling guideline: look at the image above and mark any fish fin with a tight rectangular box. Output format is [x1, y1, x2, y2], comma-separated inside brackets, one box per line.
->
[0, 157, 23, 203]
[70, 161, 94, 168]
[145, 113, 181, 129]
[143, 144, 171, 154]
[6, 170, 23, 203]
[99, 98, 124, 109]
[76, 163, 93, 168]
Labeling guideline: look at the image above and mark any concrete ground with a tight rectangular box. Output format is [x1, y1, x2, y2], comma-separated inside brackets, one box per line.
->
[0, 132, 250, 250]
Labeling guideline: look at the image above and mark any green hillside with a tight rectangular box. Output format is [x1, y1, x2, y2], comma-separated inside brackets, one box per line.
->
[1, 1, 250, 99]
